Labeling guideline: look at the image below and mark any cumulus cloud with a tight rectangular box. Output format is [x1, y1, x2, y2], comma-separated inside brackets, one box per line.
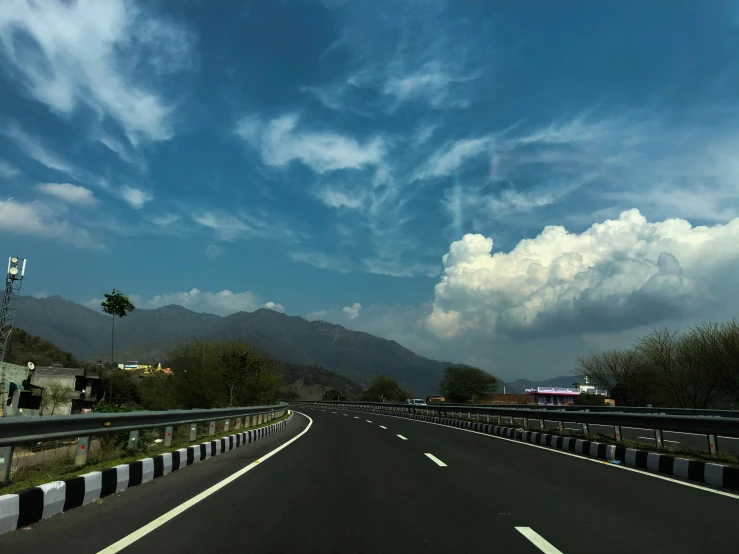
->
[234, 113, 385, 174]
[264, 301, 285, 313]
[0, 0, 195, 144]
[0, 198, 100, 248]
[142, 288, 263, 316]
[204, 244, 224, 260]
[427, 209, 739, 340]
[37, 183, 96, 205]
[342, 302, 362, 319]
[120, 186, 153, 209]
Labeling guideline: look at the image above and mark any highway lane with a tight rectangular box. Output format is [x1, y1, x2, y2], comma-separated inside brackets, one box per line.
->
[2, 407, 738, 553]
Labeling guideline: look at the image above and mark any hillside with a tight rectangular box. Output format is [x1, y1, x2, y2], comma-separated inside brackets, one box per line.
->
[6, 328, 85, 369]
[15, 296, 448, 396]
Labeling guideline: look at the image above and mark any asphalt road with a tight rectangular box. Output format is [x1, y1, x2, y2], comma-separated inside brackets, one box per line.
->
[1, 407, 738, 553]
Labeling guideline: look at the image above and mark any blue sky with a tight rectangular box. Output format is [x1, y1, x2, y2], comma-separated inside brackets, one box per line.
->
[2, 0, 739, 380]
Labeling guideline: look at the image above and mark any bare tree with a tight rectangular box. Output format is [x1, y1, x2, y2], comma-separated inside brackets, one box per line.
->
[634, 325, 721, 409]
[41, 382, 74, 415]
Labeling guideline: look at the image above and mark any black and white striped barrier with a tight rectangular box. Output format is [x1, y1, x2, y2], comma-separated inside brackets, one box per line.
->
[307, 403, 739, 493]
[0, 414, 293, 535]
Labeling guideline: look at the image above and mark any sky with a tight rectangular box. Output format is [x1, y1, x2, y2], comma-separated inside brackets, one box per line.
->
[2, 0, 739, 381]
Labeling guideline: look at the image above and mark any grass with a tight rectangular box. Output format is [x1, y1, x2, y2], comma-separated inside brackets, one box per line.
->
[1, 412, 291, 495]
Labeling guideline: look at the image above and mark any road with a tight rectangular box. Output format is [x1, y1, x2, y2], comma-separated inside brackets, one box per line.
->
[1, 407, 738, 553]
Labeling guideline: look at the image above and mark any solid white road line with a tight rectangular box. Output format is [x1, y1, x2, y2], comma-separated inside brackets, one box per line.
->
[379, 425, 387, 429]
[515, 527, 563, 554]
[397, 434, 408, 440]
[424, 453, 447, 467]
[97, 413, 313, 554]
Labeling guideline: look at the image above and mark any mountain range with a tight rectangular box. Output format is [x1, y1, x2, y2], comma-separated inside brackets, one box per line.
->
[12, 295, 576, 397]
[14, 296, 449, 396]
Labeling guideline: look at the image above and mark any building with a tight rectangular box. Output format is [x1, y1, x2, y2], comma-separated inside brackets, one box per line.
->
[524, 376, 610, 406]
[481, 393, 536, 405]
[29, 367, 103, 415]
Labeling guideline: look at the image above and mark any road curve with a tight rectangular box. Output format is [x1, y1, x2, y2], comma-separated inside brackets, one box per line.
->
[1, 407, 737, 553]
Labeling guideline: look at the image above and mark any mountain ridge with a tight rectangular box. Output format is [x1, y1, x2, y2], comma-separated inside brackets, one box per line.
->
[14, 295, 448, 395]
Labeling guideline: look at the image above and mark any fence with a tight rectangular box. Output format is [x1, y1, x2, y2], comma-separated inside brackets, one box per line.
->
[290, 400, 739, 455]
[0, 403, 287, 483]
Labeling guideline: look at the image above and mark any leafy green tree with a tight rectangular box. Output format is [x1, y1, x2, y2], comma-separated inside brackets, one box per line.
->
[573, 392, 606, 406]
[322, 388, 346, 401]
[99, 369, 142, 408]
[359, 376, 408, 402]
[167, 339, 283, 408]
[439, 365, 498, 403]
[101, 289, 136, 364]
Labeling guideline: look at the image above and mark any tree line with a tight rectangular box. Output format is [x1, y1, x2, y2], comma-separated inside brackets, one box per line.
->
[574, 321, 739, 409]
[97, 339, 286, 412]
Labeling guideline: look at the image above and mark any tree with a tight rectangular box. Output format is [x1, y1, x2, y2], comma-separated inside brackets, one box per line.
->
[359, 376, 408, 402]
[573, 393, 606, 406]
[41, 381, 74, 415]
[101, 289, 136, 364]
[322, 388, 346, 401]
[439, 365, 498, 403]
[167, 339, 283, 408]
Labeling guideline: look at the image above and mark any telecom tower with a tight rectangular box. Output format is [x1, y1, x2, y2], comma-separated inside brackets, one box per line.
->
[0, 256, 27, 363]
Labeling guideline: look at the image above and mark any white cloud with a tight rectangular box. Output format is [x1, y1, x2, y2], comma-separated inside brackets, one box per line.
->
[152, 214, 179, 226]
[204, 244, 224, 260]
[142, 288, 263, 316]
[415, 137, 493, 180]
[0, 198, 100, 248]
[264, 301, 285, 313]
[0, 0, 194, 144]
[37, 183, 96, 205]
[342, 302, 362, 320]
[0, 159, 19, 178]
[351, 61, 478, 110]
[120, 186, 152, 209]
[235, 113, 385, 174]
[289, 250, 354, 273]
[427, 209, 739, 340]
[2, 124, 77, 175]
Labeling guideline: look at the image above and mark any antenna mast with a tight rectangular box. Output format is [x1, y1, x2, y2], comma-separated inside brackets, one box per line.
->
[0, 256, 27, 363]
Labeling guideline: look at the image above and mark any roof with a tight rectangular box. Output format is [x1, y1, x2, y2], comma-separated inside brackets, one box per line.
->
[33, 367, 100, 379]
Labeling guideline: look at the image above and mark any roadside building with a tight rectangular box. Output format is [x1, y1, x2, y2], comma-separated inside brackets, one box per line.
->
[524, 376, 611, 406]
[29, 367, 103, 415]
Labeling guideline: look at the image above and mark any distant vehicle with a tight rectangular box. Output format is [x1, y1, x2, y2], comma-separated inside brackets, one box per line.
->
[426, 396, 445, 404]
[408, 398, 427, 406]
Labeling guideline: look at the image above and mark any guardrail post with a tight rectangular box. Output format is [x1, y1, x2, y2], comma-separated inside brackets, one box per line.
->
[235, 417, 242, 430]
[209, 421, 216, 436]
[189, 423, 197, 441]
[558, 421, 564, 432]
[654, 429, 663, 448]
[581, 422, 589, 435]
[75, 436, 91, 466]
[224, 420, 230, 433]
[523, 418, 529, 429]
[497, 415, 501, 425]
[538, 419, 544, 430]
[0, 446, 12, 484]
[128, 430, 139, 451]
[613, 425, 622, 441]
[486, 414, 490, 423]
[164, 426, 173, 447]
[708, 434, 717, 454]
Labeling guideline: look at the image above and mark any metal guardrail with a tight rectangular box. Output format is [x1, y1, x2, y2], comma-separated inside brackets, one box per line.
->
[290, 400, 739, 454]
[0, 403, 288, 483]
[430, 402, 739, 418]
